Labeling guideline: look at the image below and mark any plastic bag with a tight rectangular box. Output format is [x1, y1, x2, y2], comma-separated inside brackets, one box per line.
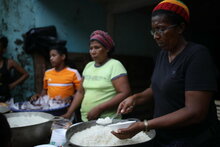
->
[51, 118, 72, 130]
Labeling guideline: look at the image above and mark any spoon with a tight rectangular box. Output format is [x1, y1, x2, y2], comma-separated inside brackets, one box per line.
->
[111, 113, 121, 120]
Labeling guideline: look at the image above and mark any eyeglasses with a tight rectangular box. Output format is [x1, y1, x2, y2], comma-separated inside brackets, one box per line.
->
[150, 24, 177, 36]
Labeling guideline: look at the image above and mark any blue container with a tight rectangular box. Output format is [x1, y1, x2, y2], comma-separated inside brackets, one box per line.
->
[10, 102, 70, 116]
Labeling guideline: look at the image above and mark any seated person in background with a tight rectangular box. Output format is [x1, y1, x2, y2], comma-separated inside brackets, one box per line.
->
[62, 30, 131, 121]
[31, 45, 81, 103]
[0, 113, 12, 147]
[0, 35, 29, 102]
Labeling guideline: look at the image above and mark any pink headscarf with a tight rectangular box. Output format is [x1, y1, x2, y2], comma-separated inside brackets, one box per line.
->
[90, 30, 115, 51]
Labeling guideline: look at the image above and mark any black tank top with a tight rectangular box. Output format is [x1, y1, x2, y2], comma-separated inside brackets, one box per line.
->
[0, 58, 11, 102]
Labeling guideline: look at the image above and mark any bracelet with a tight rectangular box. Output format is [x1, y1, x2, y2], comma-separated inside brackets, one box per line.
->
[143, 120, 148, 132]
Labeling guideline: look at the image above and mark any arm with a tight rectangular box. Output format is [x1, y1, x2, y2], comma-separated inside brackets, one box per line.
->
[73, 69, 82, 90]
[112, 90, 213, 139]
[62, 79, 85, 119]
[147, 91, 212, 129]
[31, 70, 48, 101]
[117, 87, 153, 114]
[8, 59, 29, 89]
[87, 75, 131, 120]
[31, 89, 47, 101]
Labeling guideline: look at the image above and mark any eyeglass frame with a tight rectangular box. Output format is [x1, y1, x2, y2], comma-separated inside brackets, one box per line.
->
[150, 24, 177, 36]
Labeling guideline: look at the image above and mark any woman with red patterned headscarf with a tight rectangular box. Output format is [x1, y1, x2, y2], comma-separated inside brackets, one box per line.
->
[62, 30, 131, 121]
[112, 0, 220, 146]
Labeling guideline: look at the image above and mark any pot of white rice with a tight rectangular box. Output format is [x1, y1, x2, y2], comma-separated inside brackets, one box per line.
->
[65, 119, 156, 147]
[4, 112, 54, 147]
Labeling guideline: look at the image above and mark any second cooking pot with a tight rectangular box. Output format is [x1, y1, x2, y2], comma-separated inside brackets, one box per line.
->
[5, 112, 55, 147]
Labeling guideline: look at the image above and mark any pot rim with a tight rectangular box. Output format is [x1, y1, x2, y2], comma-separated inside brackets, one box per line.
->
[5, 112, 55, 128]
[10, 102, 70, 112]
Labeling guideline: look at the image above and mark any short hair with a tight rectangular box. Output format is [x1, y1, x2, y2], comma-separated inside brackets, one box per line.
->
[49, 45, 68, 61]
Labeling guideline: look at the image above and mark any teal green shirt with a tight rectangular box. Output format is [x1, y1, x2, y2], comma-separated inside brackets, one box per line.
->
[81, 59, 127, 121]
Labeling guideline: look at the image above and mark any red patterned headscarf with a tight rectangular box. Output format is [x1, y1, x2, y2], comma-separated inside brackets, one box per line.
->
[90, 30, 115, 51]
[153, 0, 190, 22]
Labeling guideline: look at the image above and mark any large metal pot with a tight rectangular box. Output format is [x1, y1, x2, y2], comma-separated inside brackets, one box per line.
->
[64, 119, 156, 147]
[0, 105, 10, 113]
[4, 112, 55, 147]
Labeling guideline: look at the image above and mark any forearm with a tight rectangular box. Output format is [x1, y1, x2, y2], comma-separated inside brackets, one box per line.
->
[147, 91, 212, 130]
[65, 91, 84, 116]
[147, 107, 201, 130]
[132, 88, 153, 105]
[9, 73, 29, 88]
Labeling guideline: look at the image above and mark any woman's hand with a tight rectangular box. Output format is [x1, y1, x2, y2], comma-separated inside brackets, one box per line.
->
[87, 106, 102, 120]
[111, 122, 145, 139]
[117, 96, 136, 114]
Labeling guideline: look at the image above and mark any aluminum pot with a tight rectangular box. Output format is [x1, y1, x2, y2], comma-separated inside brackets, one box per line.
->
[0, 105, 10, 113]
[4, 112, 55, 147]
[64, 119, 156, 147]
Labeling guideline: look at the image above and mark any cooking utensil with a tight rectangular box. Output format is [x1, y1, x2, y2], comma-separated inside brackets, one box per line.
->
[0, 105, 10, 113]
[4, 112, 55, 147]
[34, 144, 56, 147]
[107, 120, 136, 131]
[111, 113, 122, 119]
[64, 118, 156, 147]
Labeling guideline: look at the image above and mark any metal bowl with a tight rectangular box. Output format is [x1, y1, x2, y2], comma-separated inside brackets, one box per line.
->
[65, 119, 156, 147]
[0, 105, 10, 113]
[5, 112, 55, 147]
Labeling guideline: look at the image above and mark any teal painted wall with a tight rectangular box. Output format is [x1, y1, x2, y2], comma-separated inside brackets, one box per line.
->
[34, 0, 106, 53]
[0, 0, 164, 100]
[0, 0, 36, 100]
[0, 0, 106, 100]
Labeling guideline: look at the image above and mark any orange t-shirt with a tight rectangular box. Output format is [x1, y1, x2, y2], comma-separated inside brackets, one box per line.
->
[43, 67, 81, 99]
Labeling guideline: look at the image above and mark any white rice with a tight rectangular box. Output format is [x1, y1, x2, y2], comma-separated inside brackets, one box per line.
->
[96, 117, 112, 125]
[70, 125, 151, 146]
[7, 115, 49, 128]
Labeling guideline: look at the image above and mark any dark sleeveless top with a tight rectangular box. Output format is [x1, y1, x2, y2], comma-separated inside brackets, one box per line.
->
[0, 58, 11, 102]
